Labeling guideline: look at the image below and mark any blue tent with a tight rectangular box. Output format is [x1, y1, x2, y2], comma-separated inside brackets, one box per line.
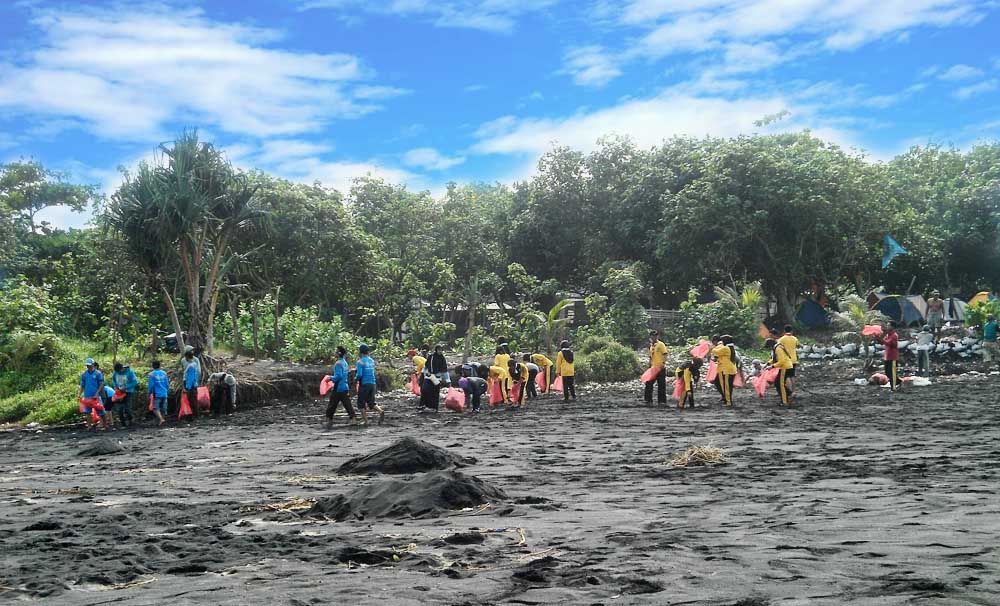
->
[796, 298, 831, 328]
[872, 295, 924, 326]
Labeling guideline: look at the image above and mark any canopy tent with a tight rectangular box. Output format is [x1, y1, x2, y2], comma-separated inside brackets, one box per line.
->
[944, 298, 968, 322]
[871, 295, 925, 326]
[795, 298, 831, 328]
[969, 291, 997, 305]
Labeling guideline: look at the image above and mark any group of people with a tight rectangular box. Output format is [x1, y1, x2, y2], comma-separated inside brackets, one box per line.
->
[77, 345, 238, 430]
[643, 326, 800, 408]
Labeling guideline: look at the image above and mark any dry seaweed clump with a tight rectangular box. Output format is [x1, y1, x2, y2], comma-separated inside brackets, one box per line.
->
[667, 445, 726, 467]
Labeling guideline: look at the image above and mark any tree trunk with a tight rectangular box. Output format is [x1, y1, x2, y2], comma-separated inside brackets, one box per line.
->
[229, 295, 241, 359]
[251, 298, 261, 359]
[149, 326, 158, 360]
[463, 304, 476, 364]
[774, 284, 796, 325]
[161, 286, 185, 353]
[273, 287, 282, 358]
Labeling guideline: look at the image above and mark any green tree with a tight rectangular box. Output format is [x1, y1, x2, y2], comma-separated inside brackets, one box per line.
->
[0, 161, 97, 233]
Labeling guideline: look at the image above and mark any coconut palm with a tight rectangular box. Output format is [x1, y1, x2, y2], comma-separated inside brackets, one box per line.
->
[832, 294, 887, 360]
[521, 299, 572, 355]
[714, 280, 763, 311]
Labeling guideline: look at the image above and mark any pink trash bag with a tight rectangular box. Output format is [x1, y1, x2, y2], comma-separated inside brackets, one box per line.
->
[535, 370, 547, 393]
[319, 376, 334, 396]
[551, 376, 564, 392]
[148, 394, 154, 412]
[862, 325, 883, 337]
[640, 367, 659, 383]
[510, 382, 523, 403]
[178, 392, 194, 419]
[444, 387, 465, 412]
[705, 360, 718, 383]
[672, 378, 686, 400]
[488, 381, 504, 406]
[690, 340, 712, 359]
[409, 373, 422, 396]
[734, 372, 745, 388]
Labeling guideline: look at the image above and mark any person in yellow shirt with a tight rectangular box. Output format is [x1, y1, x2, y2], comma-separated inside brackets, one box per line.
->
[644, 330, 669, 404]
[765, 337, 794, 406]
[508, 359, 530, 407]
[488, 364, 511, 405]
[674, 358, 702, 409]
[530, 353, 553, 394]
[493, 346, 512, 403]
[408, 349, 426, 374]
[711, 338, 738, 406]
[777, 325, 799, 391]
[555, 340, 576, 401]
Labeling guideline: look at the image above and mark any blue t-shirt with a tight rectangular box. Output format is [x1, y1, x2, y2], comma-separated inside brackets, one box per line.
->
[985, 321, 998, 342]
[355, 355, 376, 385]
[112, 368, 139, 392]
[148, 369, 170, 398]
[184, 363, 199, 390]
[80, 369, 104, 398]
[331, 358, 350, 392]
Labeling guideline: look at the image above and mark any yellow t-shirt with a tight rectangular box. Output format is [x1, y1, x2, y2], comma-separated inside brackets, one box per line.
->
[649, 340, 668, 369]
[494, 353, 511, 371]
[531, 354, 552, 369]
[489, 365, 510, 381]
[556, 350, 575, 377]
[511, 363, 529, 382]
[772, 343, 794, 369]
[712, 344, 738, 375]
[778, 335, 799, 365]
[675, 366, 692, 391]
[412, 355, 426, 374]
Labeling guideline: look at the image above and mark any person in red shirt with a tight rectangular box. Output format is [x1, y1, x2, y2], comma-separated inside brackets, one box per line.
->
[876, 321, 900, 391]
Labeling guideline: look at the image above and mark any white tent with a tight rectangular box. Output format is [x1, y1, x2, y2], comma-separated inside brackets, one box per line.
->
[944, 298, 968, 322]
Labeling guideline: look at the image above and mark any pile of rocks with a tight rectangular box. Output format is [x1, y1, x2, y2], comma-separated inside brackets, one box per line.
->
[801, 337, 986, 360]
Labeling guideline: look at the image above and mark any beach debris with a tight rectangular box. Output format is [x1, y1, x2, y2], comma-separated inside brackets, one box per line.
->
[337, 436, 476, 475]
[240, 497, 316, 514]
[667, 445, 726, 467]
[77, 438, 124, 456]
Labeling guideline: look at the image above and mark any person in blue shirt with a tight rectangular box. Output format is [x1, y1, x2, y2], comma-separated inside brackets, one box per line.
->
[325, 346, 356, 428]
[355, 343, 383, 425]
[183, 348, 200, 421]
[77, 358, 107, 430]
[983, 314, 998, 367]
[147, 360, 170, 425]
[111, 362, 138, 428]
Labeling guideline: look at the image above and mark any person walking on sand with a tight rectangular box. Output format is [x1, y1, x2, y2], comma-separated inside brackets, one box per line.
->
[111, 362, 137, 428]
[914, 324, 934, 377]
[326, 346, 356, 428]
[556, 340, 576, 402]
[982, 314, 998, 367]
[778, 325, 799, 392]
[875, 322, 901, 392]
[421, 344, 450, 411]
[926, 291, 945, 340]
[183, 347, 200, 421]
[675, 358, 702, 409]
[765, 338, 794, 405]
[355, 344, 384, 424]
[644, 331, 669, 405]
[147, 360, 170, 426]
[711, 338, 737, 407]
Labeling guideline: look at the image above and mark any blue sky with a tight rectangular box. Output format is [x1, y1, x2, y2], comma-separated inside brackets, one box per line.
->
[1, 0, 999, 229]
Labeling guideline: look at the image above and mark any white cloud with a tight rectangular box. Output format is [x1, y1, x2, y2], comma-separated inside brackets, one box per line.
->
[298, 0, 558, 33]
[402, 147, 467, 170]
[0, 6, 397, 141]
[352, 85, 411, 100]
[464, 84, 487, 93]
[561, 46, 622, 87]
[953, 79, 998, 100]
[937, 63, 984, 81]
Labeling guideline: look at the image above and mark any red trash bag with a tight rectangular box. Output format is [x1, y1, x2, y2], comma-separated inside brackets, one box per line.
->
[552, 376, 564, 392]
[79, 397, 101, 413]
[535, 370, 547, 393]
[763, 367, 780, 383]
[640, 367, 659, 383]
[734, 372, 745, 388]
[672, 378, 686, 400]
[319, 376, 334, 396]
[690, 340, 712, 359]
[510, 382, 523, 403]
[112, 388, 127, 403]
[409, 373, 422, 396]
[751, 375, 768, 398]
[488, 381, 504, 406]
[148, 394, 154, 412]
[705, 360, 718, 383]
[862, 324, 883, 337]
[196, 386, 211, 411]
[178, 392, 194, 419]
[444, 388, 465, 412]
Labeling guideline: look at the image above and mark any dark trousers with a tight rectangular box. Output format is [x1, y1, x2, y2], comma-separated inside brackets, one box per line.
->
[526, 369, 538, 399]
[327, 391, 356, 419]
[115, 392, 133, 426]
[186, 387, 199, 419]
[714, 373, 735, 405]
[884, 360, 899, 391]
[420, 379, 441, 410]
[562, 376, 576, 401]
[514, 381, 525, 405]
[644, 368, 667, 403]
[775, 369, 790, 405]
[681, 389, 694, 409]
[211, 385, 234, 416]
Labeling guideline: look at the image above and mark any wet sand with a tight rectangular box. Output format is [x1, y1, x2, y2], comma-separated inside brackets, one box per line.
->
[2, 370, 999, 605]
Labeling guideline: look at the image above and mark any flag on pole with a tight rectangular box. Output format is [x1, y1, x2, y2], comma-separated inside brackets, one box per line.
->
[882, 235, 908, 269]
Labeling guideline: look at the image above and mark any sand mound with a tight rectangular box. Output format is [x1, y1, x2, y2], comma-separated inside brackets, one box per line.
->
[78, 438, 124, 456]
[337, 436, 475, 475]
[309, 470, 506, 521]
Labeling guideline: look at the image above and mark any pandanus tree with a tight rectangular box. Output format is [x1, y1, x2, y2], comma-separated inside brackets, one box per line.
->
[105, 131, 264, 357]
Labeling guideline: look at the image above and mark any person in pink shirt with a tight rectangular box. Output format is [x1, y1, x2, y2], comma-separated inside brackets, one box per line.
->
[876, 321, 900, 391]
